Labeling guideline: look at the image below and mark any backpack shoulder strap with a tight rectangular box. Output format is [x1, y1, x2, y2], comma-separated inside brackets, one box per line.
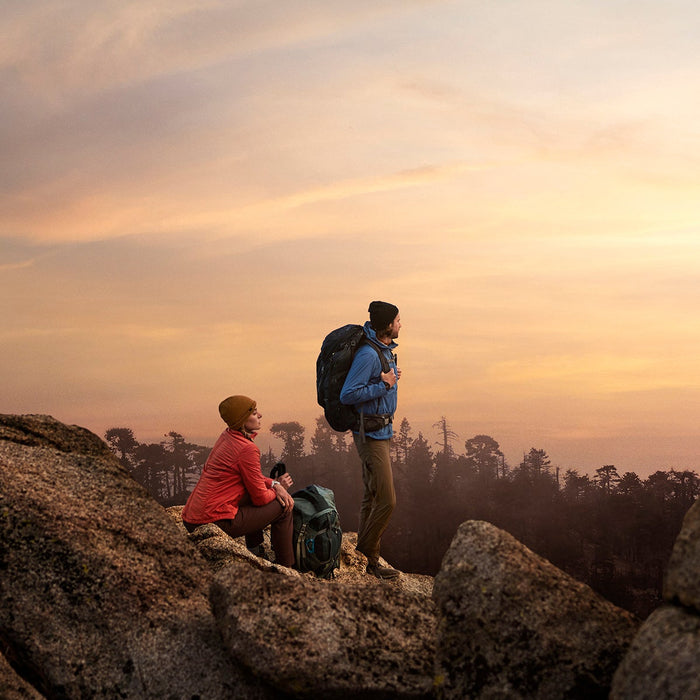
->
[364, 338, 391, 374]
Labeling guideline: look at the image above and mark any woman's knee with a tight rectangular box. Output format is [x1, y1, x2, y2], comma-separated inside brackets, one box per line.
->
[276, 504, 293, 524]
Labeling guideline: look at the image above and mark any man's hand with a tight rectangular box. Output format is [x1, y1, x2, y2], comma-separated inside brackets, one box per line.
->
[381, 368, 397, 387]
[273, 482, 295, 513]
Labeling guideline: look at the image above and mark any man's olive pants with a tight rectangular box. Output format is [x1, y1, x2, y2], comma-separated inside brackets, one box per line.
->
[352, 434, 396, 561]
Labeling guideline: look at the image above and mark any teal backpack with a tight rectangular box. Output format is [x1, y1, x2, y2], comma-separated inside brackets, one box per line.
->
[291, 485, 342, 579]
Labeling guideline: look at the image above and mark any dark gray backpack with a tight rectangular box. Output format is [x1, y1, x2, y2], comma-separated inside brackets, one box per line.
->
[316, 324, 390, 432]
[291, 485, 342, 579]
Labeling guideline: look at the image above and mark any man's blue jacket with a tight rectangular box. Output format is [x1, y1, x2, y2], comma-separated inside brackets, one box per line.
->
[339, 321, 398, 440]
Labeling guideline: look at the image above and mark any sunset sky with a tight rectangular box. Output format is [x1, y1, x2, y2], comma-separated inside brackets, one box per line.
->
[3, 1, 700, 477]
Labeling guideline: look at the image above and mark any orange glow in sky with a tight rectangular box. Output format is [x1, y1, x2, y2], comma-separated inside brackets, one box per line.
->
[3, 2, 700, 476]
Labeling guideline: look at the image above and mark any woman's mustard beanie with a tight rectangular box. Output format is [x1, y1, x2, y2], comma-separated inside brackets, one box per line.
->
[219, 395, 256, 429]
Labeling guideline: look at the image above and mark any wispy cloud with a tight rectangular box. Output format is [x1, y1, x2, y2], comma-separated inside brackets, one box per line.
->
[253, 161, 494, 210]
[1, 0, 444, 96]
[0, 258, 35, 272]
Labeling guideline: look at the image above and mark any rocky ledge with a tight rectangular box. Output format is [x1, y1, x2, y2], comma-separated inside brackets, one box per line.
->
[1, 414, 697, 699]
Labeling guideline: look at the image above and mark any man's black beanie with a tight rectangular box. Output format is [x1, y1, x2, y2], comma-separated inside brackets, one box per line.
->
[368, 301, 399, 331]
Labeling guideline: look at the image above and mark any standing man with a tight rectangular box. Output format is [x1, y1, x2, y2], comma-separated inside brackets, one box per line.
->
[340, 301, 402, 579]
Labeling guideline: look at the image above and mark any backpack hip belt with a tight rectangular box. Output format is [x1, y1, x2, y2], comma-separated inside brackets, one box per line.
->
[359, 411, 393, 441]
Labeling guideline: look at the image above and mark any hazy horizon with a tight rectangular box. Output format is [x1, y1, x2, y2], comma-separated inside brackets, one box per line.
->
[3, 2, 700, 480]
[99, 411, 698, 481]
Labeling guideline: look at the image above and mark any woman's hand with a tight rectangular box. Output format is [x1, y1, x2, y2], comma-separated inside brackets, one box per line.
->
[273, 482, 295, 513]
[279, 472, 294, 490]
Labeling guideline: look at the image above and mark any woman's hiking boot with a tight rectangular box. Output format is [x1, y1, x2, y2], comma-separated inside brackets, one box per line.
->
[366, 558, 399, 580]
[248, 544, 270, 561]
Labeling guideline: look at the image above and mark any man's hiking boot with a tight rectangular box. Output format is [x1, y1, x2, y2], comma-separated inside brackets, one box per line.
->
[366, 559, 400, 580]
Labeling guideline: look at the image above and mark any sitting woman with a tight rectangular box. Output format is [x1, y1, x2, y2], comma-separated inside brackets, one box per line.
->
[181, 395, 295, 566]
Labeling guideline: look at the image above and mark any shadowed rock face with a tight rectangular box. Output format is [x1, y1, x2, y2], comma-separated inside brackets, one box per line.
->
[433, 520, 639, 700]
[0, 652, 43, 700]
[664, 496, 700, 612]
[611, 498, 700, 699]
[0, 414, 272, 700]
